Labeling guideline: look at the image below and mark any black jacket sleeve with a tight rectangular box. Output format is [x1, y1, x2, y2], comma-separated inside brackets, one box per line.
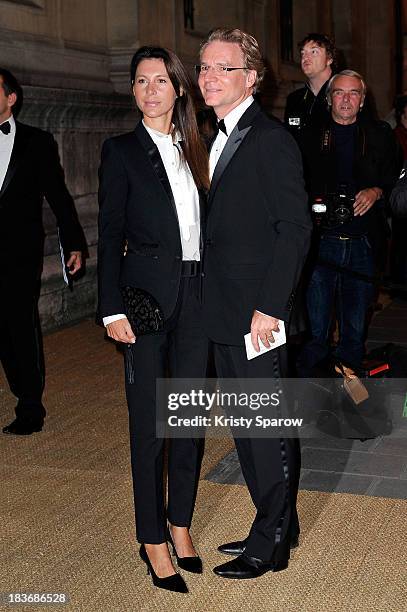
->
[375, 122, 402, 201]
[97, 138, 128, 318]
[255, 126, 312, 319]
[390, 162, 407, 217]
[40, 131, 87, 256]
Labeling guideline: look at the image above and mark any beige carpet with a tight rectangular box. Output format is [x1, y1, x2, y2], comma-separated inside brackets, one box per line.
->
[1, 321, 406, 612]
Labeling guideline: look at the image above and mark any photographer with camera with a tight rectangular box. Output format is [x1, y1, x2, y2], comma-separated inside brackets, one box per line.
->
[297, 70, 400, 374]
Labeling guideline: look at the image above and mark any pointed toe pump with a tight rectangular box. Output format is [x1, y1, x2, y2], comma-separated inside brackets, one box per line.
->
[139, 544, 189, 593]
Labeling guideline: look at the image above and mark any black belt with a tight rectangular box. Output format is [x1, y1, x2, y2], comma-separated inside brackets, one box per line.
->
[324, 234, 365, 240]
[181, 260, 200, 277]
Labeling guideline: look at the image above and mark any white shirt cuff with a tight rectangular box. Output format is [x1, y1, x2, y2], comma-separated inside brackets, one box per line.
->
[103, 314, 126, 326]
[255, 310, 271, 317]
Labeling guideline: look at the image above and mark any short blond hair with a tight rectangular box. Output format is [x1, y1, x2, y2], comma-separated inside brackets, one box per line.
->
[200, 28, 265, 92]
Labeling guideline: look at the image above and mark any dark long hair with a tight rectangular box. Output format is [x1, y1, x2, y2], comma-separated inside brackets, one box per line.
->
[130, 46, 209, 191]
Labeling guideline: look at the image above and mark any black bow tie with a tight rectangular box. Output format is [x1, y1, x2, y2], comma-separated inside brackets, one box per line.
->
[217, 119, 227, 136]
[0, 121, 11, 135]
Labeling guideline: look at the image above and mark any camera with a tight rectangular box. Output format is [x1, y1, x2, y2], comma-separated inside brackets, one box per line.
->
[311, 186, 355, 228]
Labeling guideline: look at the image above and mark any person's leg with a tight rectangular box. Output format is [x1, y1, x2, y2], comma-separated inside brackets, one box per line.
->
[297, 235, 340, 374]
[0, 273, 46, 428]
[125, 332, 169, 545]
[214, 343, 300, 564]
[335, 237, 375, 368]
[0, 318, 19, 399]
[390, 218, 407, 284]
[213, 343, 263, 508]
[238, 347, 298, 564]
[167, 277, 209, 557]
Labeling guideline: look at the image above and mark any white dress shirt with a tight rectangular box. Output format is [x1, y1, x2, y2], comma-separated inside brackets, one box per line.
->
[0, 115, 15, 190]
[103, 122, 201, 327]
[143, 121, 200, 259]
[209, 96, 254, 179]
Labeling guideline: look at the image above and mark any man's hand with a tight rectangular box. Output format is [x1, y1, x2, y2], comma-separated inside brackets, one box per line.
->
[353, 188, 382, 216]
[106, 317, 136, 344]
[250, 311, 280, 352]
[66, 251, 82, 274]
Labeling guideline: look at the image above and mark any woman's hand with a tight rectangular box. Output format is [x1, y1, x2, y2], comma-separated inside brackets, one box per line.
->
[106, 318, 136, 344]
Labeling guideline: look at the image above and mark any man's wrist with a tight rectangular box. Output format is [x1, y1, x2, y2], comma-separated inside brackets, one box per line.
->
[371, 187, 383, 200]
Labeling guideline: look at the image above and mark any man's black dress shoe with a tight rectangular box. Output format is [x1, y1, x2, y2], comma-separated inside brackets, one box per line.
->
[218, 535, 299, 556]
[167, 527, 203, 574]
[213, 554, 288, 579]
[2, 419, 43, 435]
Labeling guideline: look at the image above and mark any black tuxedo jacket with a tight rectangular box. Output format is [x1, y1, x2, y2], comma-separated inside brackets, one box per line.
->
[202, 101, 312, 345]
[0, 121, 86, 274]
[98, 121, 205, 320]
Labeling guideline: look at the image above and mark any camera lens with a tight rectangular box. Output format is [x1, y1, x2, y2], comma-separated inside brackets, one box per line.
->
[335, 204, 352, 222]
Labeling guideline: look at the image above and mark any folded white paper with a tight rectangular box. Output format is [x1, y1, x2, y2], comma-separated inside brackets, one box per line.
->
[58, 228, 69, 285]
[244, 320, 286, 360]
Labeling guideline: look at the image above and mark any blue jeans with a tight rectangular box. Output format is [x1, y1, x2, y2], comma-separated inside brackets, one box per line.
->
[299, 234, 375, 370]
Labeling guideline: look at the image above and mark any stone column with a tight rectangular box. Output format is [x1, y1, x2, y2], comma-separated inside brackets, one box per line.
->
[106, 0, 140, 94]
[351, 0, 396, 117]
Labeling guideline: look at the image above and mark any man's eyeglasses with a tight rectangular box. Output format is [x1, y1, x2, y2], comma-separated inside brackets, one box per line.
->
[195, 64, 246, 76]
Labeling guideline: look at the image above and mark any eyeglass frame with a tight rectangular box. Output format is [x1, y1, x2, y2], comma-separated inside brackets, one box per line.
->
[195, 64, 247, 76]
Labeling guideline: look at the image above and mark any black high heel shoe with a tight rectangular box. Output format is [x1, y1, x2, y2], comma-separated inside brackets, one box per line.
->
[167, 527, 203, 574]
[139, 544, 188, 593]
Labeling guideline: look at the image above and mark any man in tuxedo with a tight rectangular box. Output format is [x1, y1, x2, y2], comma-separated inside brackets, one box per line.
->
[0, 68, 86, 435]
[197, 29, 312, 579]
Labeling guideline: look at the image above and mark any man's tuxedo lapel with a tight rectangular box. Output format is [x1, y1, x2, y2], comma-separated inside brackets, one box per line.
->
[134, 121, 178, 222]
[0, 121, 31, 203]
[208, 101, 261, 207]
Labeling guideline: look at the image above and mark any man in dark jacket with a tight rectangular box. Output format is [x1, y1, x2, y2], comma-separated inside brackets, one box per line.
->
[390, 163, 407, 217]
[284, 33, 335, 135]
[297, 70, 400, 373]
[389, 162, 407, 284]
[0, 68, 86, 435]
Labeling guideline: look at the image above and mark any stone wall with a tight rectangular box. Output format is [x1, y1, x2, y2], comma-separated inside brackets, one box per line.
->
[0, 0, 138, 331]
[18, 86, 136, 331]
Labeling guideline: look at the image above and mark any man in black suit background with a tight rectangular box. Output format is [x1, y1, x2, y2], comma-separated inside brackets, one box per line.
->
[0, 68, 86, 435]
[197, 28, 312, 579]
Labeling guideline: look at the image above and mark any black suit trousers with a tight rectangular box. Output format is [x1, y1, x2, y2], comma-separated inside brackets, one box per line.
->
[125, 275, 209, 544]
[213, 343, 301, 563]
[0, 269, 46, 422]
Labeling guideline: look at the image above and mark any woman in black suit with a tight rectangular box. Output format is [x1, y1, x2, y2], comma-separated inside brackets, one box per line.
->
[98, 47, 209, 593]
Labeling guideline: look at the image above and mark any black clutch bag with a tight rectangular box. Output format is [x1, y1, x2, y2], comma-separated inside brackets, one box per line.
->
[120, 286, 164, 335]
[120, 287, 164, 386]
